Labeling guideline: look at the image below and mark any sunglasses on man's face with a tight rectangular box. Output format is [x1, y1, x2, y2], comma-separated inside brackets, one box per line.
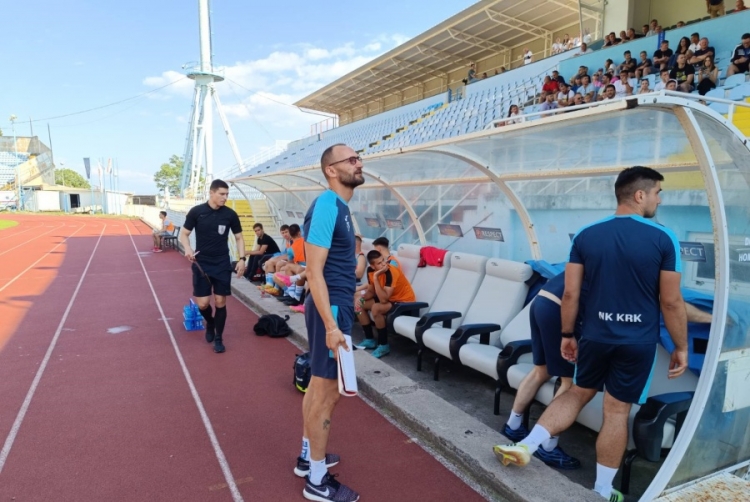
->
[329, 156, 362, 167]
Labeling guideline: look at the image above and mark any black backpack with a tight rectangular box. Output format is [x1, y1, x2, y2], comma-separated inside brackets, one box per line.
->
[293, 352, 311, 393]
[253, 314, 292, 338]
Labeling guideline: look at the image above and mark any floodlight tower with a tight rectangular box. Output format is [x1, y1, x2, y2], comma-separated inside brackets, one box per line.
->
[180, 0, 244, 198]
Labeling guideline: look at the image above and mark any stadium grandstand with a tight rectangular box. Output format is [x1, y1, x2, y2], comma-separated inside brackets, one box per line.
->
[130, 2, 750, 501]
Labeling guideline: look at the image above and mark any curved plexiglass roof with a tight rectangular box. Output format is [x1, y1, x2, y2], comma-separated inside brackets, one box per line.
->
[230, 94, 750, 500]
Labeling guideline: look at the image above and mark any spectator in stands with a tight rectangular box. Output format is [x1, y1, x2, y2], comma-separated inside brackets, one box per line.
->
[356, 250, 415, 358]
[647, 19, 659, 36]
[501, 272, 582, 470]
[575, 42, 592, 56]
[551, 70, 565, 84]
[591, 73, 603, 90]
[617, 50, 638, 76]
[523, 48, 533, 65]
[688, 38, 715, 69]
[673, 37, 692, 68]
[676, 21, 686, 27]
[688, 33, 701, 54]
[597, 75, 613, 99]
[603, 58, 617, 75]
[463, 63, 478, 85]
[670, 54, 696, 92]
[641, 24, 649, 37]
[637, 78, 652, 94]
[151, 210, 175, 252]
[577, 75, 596, 100]
[540, 93, 559, 116]
[245, 222, 280, 281]
[571, 93, 584, 107]
[666, 79, 679, 91]
[627, 28, 640, 40]
[697, 57, 720, 95]
[707, 0, 726, 18]
[619, 30, 629, 43]
[372, 237, 400, 268]
[613, 70, 634, 97]
[556, 82, 575, 106]
[654, 69, 671, 91]
[600, 84, 617, 101]
[506, 104, 523, 125]
[493, 166, 689, 502]
[552, 38, 564, 55]
[541, 76, 559, 102]
[736, 0, 748, 12]
[635, 51, 655, 79]
[726, 33, 750, 77]
[652, 40, 673, 72]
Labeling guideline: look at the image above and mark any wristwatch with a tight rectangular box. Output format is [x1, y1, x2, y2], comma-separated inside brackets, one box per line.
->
[561, 332, 575, 339]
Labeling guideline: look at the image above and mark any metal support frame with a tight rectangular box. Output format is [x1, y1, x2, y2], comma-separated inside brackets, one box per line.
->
[485, 9, 550, 38]
[361, 172, 427, 244]
[232, 181, 284, 231]
[639, 102, 732, 501]
[447, 28, 508, 53]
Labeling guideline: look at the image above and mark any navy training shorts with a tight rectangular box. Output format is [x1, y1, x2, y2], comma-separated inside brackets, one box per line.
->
[305, 297, 355, 380]
[530, 296, 575, 378]
[574, 339, 658, 404]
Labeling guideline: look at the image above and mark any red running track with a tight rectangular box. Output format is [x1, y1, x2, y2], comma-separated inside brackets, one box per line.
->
[0, 215, 488, 502]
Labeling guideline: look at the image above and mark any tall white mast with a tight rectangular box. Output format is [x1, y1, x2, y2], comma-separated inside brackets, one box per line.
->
[180, 0, 244, 198]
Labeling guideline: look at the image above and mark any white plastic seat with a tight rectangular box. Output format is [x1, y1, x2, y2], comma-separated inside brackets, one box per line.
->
[421, 258, 532, 379]
[361, 238, 374, 254]
[395, 243, 420, 283]
[392, 252, 486, 344]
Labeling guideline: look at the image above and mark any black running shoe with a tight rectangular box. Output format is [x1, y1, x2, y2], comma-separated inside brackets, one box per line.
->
[303, 472, 359, 502]
[294, 453, 341, 477]
[213, 337, 225, 353]
[205, 325, 215, 343]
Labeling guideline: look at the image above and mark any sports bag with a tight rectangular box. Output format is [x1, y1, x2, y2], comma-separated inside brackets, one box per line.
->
[253, 314, 292, 338]
[293, 352, 311, 393]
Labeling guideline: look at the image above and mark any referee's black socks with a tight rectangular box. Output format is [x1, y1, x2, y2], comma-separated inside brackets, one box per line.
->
[214, 306, 227, 336]
[199, 306, 215, 327]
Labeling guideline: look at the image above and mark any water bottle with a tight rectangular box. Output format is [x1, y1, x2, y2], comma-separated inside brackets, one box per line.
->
[355, 290, 366, 313]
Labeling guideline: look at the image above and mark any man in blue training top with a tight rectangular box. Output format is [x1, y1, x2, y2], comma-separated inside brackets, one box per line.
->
[296, 144, 363, 502]
[493, 166, 688, 502]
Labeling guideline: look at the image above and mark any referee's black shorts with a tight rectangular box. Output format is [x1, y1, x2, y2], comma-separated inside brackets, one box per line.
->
[192, 262, 233, 297]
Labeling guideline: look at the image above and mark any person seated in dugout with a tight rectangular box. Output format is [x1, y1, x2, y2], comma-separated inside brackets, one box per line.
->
[372, 236, 401, 269]
[266, 224, 307, 301]
[355, 250, 415, 358]
[245, 222, 281, 279]
[261, 224, 292, 276]
[355, 235, 367, 283]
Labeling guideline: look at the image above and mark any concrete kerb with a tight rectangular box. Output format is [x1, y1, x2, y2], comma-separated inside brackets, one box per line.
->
[230, 277, 602, 502]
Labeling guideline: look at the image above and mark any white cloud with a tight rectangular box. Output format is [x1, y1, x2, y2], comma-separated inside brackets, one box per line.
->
[142, 70, 195, 98]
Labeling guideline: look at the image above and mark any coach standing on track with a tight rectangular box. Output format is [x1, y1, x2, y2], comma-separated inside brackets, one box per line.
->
[493, 166, 688, 502]
[179, 179, 245, 354]
[295, 144, 363, 502]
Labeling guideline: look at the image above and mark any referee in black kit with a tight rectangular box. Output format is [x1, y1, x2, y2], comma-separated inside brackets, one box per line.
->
[179, 179, 246, 353]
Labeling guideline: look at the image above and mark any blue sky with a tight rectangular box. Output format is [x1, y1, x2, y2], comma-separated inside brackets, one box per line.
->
[0, 0, 476, 193]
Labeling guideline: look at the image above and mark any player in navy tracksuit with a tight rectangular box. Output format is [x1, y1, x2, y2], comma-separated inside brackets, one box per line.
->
[295, 144, 363, 502]
[494, 166, 689, 502]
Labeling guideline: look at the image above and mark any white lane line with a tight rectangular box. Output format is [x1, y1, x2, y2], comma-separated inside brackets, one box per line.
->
[0, 224, 106, 474]
[125, 222, 244, 502]
[0, 225, 63, 258]
[0, 224, 43, 242]
[0, 226, 86, 293]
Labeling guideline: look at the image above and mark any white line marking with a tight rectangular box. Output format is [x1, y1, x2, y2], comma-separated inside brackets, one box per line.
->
[0, 224, 44, 241]
[0, 225, 63, 258]
[0, 226, 86, 293]
[124, 222, 244, 502]
[0, 224, 105, 473]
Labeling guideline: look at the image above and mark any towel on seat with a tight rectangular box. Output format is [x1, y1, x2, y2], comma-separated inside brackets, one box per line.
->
[418, 246, 448, 267]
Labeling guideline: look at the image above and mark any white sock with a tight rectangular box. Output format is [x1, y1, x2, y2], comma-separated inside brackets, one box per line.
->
[541, 435, 559, 451]
[507, 411, 524, 430]
[594, 463, 618, 498]
[290, 274, 301, 283]
[309, 457, 327, 485]
[520, 424, 550, 454]
[295, 285, 304, 297]
[300, 437, 310, 461]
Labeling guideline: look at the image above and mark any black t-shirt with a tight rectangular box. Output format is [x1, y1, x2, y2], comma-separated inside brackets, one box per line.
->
[183, 202, 242, 264]
[256, 233, 280, 255]
[653, 48, 673, 61]
[670, 64, 695, 83]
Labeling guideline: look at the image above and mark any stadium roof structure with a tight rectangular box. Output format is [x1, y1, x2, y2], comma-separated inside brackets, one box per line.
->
[294, 0, 602, 115]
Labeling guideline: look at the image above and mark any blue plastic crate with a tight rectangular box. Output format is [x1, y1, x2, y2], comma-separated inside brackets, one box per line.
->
[183, 319, 204, 331]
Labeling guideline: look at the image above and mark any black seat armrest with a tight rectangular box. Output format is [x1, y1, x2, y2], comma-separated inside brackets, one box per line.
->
[386, 302, 428, 332]
[414, 311, 461, 345]
[449, 323, 501, 362]
[633, 391, 694, 462]
[495, 340, 533, 387]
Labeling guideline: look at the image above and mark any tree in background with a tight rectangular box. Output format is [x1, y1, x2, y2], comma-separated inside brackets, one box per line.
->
[154, 155, 184, 196]
[55, 168, 90, 189]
